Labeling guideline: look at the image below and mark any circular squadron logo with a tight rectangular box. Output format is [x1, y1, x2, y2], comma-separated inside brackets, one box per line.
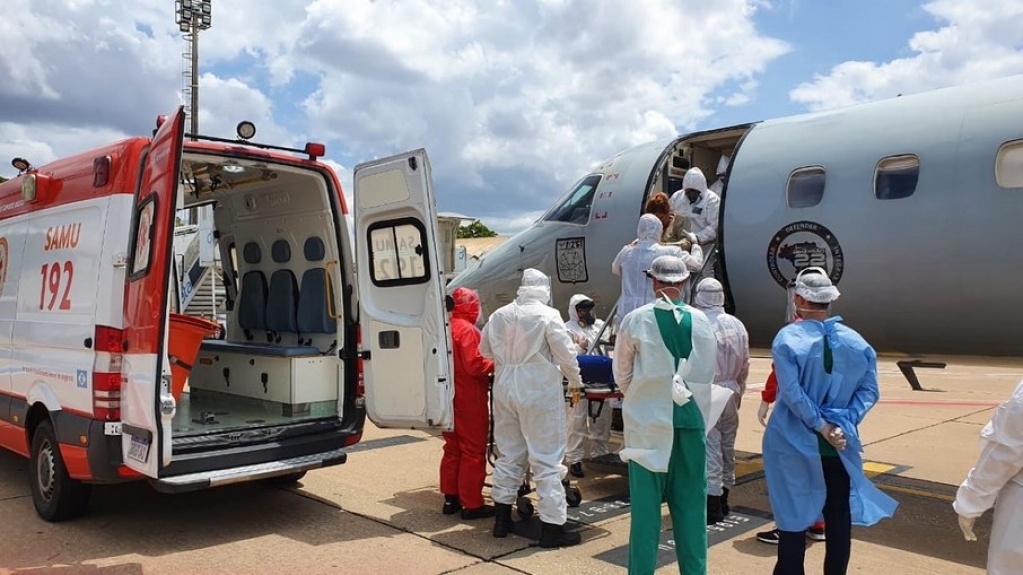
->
[766, 221, 844, 289]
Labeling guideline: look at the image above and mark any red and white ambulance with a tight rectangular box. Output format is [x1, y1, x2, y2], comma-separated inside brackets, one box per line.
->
[0, 107, 453, 521]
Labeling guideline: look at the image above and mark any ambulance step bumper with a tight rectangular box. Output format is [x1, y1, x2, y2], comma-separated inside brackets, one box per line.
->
[152, 448, 348, 493]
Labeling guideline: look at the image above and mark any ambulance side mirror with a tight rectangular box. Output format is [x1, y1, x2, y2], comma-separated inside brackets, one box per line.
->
[22, 173, 61, 203]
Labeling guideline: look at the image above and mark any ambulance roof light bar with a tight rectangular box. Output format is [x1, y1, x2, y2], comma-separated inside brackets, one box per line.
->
[179, 118, 327, 162]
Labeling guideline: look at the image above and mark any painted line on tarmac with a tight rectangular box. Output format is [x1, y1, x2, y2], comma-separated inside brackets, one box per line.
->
[876, 398, 999, 407]
[343, 434, 427, 453]
[878, 483, 955, 502]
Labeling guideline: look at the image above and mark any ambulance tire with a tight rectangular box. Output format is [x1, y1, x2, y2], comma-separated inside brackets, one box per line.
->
[264, 471, 307, 485]
[30, 420, 92, 522]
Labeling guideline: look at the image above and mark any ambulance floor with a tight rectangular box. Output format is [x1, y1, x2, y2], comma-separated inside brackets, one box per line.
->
[172, 390, 337, 436]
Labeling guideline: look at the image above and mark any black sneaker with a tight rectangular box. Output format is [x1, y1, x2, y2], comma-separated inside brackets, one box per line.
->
[569, 462, 585, 478]
[756, 529, 780, 545]
[442, 495, 462, 515]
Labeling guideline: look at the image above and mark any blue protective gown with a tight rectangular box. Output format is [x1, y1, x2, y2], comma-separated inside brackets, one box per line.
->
[763, 316, 898, 531]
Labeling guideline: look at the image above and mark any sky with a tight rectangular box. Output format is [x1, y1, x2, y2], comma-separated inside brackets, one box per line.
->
[2, 0, 1023, 234]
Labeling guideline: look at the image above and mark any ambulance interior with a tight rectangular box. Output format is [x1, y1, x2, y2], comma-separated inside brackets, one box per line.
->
[167, 153, 347, 448]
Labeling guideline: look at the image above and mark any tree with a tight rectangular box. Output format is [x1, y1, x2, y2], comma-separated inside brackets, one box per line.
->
[457, 220, 497, 238]
[0, 176, 7, 184]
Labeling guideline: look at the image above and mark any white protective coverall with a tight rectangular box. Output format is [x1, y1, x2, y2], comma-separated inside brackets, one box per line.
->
[480, 269, 584, 525]
[564, 294, 612, 466]
[693, 278, 750, 497]
[709, 155, 730, 195]
[611, 214, 702, 324]
[670, 168, 720, 281]
[953, 379, 1023, 575]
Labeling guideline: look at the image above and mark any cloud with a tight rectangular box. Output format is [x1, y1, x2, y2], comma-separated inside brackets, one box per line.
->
[0, 0, 790, 233]
[790, 0, 1023, 111]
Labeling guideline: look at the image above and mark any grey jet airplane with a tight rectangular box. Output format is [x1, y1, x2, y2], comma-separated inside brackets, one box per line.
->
[447, 75, 1023, 378]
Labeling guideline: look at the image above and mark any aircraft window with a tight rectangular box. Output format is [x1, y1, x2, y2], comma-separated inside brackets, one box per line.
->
[786, 167, 826, 208]
[544, 174, 602, 224]
[367, 218, 430, 287]
[995, 140, 1023, 188]
[875, 155, 920, 200]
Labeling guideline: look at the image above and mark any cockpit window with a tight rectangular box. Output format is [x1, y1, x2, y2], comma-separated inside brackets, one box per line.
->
[543, 174, 602, 225]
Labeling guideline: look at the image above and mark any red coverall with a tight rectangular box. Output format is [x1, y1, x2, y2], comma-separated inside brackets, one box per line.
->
[440, 287, 495, 510]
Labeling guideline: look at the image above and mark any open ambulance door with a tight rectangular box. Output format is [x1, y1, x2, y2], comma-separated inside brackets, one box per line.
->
[120, 108, 185, 477]
[353, 149, 453, 429]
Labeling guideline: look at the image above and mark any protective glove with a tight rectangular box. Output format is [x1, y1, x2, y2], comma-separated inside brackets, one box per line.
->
[820, 423, 847, 451]
[958, 514, 978, 542]
[757, 401, 771, 426]
[686, 231, 699, 244]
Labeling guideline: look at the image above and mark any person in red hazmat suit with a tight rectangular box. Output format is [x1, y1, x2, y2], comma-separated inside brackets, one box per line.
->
[440, 287, 496, 519]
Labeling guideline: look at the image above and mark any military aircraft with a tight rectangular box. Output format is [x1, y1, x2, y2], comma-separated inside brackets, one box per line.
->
[447, 75, 1023, 382]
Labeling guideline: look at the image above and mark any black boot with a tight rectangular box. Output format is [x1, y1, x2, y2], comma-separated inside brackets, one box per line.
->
[706, 495, 725, 525]
[721, 487, 730, 517]
[461, 504, 496, 520]
[442, 495, 461, 515]
[538, 521, 582, 548]
[493, 503, 515, 538]
[569, 462, 585, 478]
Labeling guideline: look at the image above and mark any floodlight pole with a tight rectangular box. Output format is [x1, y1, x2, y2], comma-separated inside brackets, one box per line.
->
[190, 11, 200, 141]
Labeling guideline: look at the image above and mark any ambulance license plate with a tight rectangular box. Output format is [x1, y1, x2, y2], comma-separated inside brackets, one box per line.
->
[127, 435, 150, 464]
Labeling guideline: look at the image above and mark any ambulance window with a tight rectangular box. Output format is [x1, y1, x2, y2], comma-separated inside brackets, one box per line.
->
[786, 167, 826, 208]
[995, 140, 1023, 188]
[367, 218, 430, 286]
[130, 195, 157, 277]
[544, 174, 602, 225]
[875, 155, 919, 200]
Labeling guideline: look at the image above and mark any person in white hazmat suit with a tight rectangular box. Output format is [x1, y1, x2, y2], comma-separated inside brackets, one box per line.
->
[670, 167, 720, 283]
[564, 294, 613, 478]
[693, 277, 750, 525]
[480, 268, 585, 548]
[709, 155, 730, 194]
[612, 214, 702, 325]
[954, 379, 1023, 574]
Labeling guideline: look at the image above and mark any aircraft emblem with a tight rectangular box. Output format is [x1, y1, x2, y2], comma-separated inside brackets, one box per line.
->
[766, 220, 844, 289]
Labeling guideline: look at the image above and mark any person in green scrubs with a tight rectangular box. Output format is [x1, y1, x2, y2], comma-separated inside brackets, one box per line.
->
[612, 255, 718, 575]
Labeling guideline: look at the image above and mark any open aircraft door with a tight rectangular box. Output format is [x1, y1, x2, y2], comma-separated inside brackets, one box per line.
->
[120, 108, 185, 477]
[353, 149, 453, 429]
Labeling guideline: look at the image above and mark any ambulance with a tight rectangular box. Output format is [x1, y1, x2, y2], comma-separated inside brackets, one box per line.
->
[0, 107, 453, 521]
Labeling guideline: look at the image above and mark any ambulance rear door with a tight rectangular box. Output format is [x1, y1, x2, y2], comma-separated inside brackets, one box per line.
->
[119, 108, 185, 476]
[353, 149, 453, 429]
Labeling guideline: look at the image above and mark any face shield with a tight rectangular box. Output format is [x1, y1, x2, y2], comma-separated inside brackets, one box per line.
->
[575, 300, 596, 327]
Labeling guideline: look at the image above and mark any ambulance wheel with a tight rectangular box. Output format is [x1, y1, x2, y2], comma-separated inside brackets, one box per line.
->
[566, 485, 582, 508]
[30, 420, 92, 522]
[516, 497, 534, 520]
[265, 471, 307, 485]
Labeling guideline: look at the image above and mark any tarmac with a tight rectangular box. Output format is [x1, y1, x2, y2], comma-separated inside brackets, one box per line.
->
[0, 358, 1019, 574]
